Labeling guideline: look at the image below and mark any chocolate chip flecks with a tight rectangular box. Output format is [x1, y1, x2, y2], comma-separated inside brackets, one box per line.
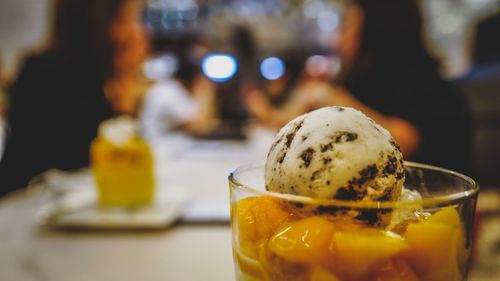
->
[383, 155, 400, 175]
[310, 165, 328, 181]
[277, 152, 286, 164]
[389, 139, 401, 152]
[285, 133, 295, 148]
[334, 187, 360, 200]
[372, 124, 382, 134]
[377, 192, 392, 202]
[354, 210, 380, 225]
[268, 134, 282, 157]
[323, 157, 332, 165]
[383, 161, 397, 175]
[351, 164, 378, 185]
[278, 121, 304, 163]
[310, 170, 320, 181]
[355, 208, 391, 227]
[315, 205, 349, 215]
[284, 120, 304, 148]
[331, 131, 358, 143]
[300, 147, 315, 167]
[290, 202, 304, 208]
[320, 142, 333, 152]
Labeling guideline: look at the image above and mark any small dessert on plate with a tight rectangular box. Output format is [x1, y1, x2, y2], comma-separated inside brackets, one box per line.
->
[91, 116, 155, 207]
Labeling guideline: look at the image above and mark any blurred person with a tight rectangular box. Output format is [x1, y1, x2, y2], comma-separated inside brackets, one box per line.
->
[0, 56, 7, 117]
[0, 0, 149, 196]
[214, 26, 258, 133]
[0, 56, 5, 87]
[472, 11, 500, 66]
[189, 26, 261, 139]
[246, 0, 473, 174]
[140, 55, 218, 139]
[243, 54, 321, 125]
[457, 12, 500, 186]
[0, 57, 6, 159]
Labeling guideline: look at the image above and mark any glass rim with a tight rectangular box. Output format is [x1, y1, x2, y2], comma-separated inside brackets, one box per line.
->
[228, 161, 479, 209]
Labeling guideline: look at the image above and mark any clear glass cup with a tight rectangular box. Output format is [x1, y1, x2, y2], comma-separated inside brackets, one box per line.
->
[229, 162, 478, 281]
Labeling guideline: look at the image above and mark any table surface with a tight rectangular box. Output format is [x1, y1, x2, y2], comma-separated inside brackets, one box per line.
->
[1, 132, 500, 281]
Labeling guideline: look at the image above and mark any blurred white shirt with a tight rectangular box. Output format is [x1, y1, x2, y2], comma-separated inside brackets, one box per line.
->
[140, 79, 198, 139]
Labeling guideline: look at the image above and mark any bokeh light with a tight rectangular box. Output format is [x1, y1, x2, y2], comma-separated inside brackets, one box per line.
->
[202, 54, 238, 82]
[260, 57, 285, 80]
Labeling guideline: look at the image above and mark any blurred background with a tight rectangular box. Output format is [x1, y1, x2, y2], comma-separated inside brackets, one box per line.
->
[0, 1, 499, 280]
[1, 0, 500, 78]
[0, 0, 499, 190]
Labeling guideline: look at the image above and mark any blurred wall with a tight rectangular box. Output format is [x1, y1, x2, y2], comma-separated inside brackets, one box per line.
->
[0, 0, 499, 81]
[0, 0, 52, 82]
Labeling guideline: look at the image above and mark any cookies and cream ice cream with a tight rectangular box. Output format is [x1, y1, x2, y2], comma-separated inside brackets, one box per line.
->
[265, 106, 405, 202]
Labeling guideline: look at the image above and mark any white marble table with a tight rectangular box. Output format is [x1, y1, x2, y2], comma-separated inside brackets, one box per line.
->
[0, 133, 274, 281]
[0, 192, 234, 281]
[1, 132, 499, 281]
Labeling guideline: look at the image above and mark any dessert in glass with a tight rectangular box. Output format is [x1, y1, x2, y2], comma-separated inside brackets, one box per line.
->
[91, 117, 155, 207]
[229, 107, 478, 281]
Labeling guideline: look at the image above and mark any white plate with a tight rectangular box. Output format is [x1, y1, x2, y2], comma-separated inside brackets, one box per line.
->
[36, 170, 191, 230]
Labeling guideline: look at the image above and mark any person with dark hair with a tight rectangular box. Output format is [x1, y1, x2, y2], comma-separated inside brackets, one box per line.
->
[0, 0, 149, 196]
[457, 12, 500, 186]
[338, 0, 473, 174]
[246, 0, 473, 174]
[473, 12, 500, 66]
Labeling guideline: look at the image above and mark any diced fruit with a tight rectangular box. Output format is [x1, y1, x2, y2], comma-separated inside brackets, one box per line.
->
[369, 259, 420, 281]
[269, 217, 336, 266]
[234, 248, 265, 280]
[259, 242, 311, 281]
[403, 218, 461, 281]
[236, 197, 291, 258]
[426, 207, 460, 227]
[427, 206, 468, 265]
[310, 267, 341, 281]
[328, 228, 408, 281]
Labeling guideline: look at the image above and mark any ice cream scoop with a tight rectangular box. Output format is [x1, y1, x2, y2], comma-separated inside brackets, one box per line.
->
[265, 106, 404, 204]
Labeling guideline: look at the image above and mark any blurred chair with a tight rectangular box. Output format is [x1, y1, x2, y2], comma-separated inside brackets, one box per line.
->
[457, 64, 500, 187]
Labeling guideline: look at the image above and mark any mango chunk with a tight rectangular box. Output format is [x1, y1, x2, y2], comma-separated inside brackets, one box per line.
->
[259, 242, 311, 281]
[426, 206, 461, 227]
[328, 228, 408, 281]
[429, 206, 468, 267]
[369, 259, 420, 281]
[236, 196, 291, 258]
[269, 217, 336, 266]
[403, 219, 461, 281]
[234, 248, 265, 280]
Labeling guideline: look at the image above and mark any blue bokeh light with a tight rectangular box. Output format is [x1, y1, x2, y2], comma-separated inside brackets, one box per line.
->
[201, 54, 238, 82]
[260, 57, 285, 80]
